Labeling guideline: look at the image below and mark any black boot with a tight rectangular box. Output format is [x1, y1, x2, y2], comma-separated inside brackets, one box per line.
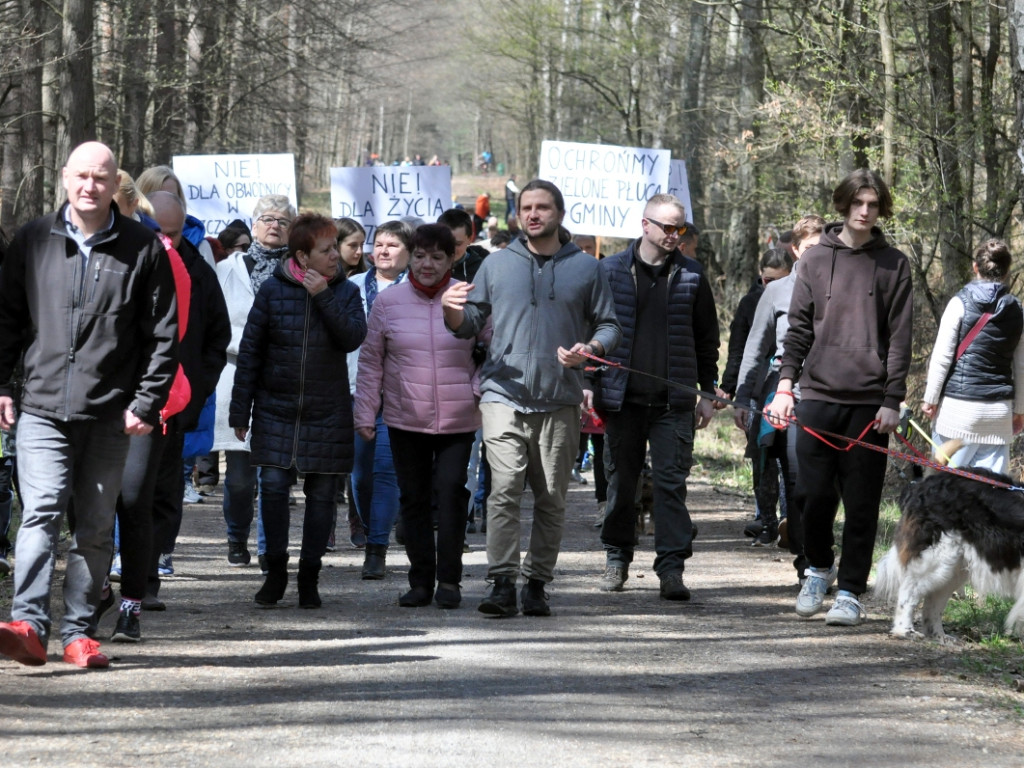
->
[520, 578, 551, 616]
[478, 575, 518, 617]
[361, 544, 387, 580]
[297, 557, 322, 609]
[254, 553, 289, 606]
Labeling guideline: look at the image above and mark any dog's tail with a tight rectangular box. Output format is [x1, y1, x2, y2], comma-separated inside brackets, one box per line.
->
[873, 545, 903, 605]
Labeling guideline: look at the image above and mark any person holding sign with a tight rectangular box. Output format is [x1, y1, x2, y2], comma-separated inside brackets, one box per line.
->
[212, 195, 296, 569]
[442, 179, 620, 618]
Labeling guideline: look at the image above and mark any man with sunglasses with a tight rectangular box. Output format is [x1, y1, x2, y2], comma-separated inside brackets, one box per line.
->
[589, 194, 719, 600]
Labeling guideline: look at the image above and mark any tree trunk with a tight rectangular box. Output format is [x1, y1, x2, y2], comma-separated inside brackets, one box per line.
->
[18, 0, 45, 223]
[121, 0, 152, 176]
[1012, 1, 1024, 238]
[927, 0, 969, 300]
[151, 1, 177, 163]
[723, 0, 764, 304]
[58, 0, 97, 156]
[878, 0, 897, 185]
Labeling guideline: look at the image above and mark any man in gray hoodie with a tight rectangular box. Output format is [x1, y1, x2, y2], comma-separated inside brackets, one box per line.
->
[443, 179, 621, 617]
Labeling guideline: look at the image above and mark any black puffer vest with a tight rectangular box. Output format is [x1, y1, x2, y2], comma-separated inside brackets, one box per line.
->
[594, 241, 704, 412]
[944, 281, 1023, 402]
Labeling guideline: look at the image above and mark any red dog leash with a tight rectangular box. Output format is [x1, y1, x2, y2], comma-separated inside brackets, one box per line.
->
[580, 349, 1024, 492]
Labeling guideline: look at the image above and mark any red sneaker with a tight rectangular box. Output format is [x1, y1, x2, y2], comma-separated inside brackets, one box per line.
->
[62, 637, 109, 669]
[0, 620, 48, 666]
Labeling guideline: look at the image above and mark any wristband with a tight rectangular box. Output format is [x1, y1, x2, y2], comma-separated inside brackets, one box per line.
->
[774, 390, 794, 399]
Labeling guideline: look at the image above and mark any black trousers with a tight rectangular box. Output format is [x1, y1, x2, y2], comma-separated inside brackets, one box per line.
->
[115, 430, 169, 600]
[389, 427, 475, 589]
[147, 431, 186, 597]
[795, 400, 888, 595]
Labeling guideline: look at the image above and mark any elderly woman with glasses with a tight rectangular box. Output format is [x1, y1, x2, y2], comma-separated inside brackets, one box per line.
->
[212, 194, 297, 570]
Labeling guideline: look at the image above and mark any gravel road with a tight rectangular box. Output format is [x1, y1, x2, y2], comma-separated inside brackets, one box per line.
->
[1, 474, 1022, 767]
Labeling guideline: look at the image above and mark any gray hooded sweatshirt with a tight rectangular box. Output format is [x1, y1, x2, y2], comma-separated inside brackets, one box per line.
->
[452, 236, 621, 412]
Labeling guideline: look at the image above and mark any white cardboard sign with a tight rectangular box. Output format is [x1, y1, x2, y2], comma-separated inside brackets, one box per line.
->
[537, 140, 670, 238]
[330, 165, 452, 246]
[171, 153, 297, 235]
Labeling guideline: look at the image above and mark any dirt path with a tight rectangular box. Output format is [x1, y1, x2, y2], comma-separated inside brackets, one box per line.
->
[1, 473, 1022, 767]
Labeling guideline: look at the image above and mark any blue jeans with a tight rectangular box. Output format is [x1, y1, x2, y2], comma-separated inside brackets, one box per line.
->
[601, 404, 696, 577]
[352, 412, 399, 547]
[259, 466, 337, 560]
[12, 413, 129, 646]
[222, 450, 258, 545]
[933, 430, 1010, 474]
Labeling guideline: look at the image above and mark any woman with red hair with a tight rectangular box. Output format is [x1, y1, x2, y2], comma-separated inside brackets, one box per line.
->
[230, 214, 367, 608]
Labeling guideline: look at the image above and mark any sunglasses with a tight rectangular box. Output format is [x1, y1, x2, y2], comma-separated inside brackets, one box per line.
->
[646, 218, 687, 237]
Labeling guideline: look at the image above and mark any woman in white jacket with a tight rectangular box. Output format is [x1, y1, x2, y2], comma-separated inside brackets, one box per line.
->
[212, 194, 296, 567]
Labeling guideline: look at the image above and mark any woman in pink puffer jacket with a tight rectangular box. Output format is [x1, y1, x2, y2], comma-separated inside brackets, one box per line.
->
[354, 224, 488, 609]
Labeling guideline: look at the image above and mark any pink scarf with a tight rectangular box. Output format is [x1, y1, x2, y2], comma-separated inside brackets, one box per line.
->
[287, 257, 305, 282]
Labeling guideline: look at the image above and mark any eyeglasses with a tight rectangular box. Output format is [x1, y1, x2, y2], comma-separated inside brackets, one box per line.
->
[256, 215, 290, 228]
[761, 275, 779, 286]
[413, 249, 449, 259]
[646, 218, 687, 237]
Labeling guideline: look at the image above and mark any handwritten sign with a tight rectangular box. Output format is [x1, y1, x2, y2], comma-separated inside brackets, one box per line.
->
[537, 140, 670, 238]
[330, 166, 452, 246]
[668, 160, 694, 225]
[171, 153, 297, 235]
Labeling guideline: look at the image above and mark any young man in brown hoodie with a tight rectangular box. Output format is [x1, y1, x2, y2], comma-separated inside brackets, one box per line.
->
[765, 169, 913, 627]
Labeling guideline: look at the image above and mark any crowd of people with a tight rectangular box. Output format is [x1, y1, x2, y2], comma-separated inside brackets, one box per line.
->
[0, 142, 1020, 671]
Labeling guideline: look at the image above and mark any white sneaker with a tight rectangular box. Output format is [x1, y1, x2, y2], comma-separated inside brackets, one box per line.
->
[183, 481, 202, 504]
[795, 564, 837, 617]
[825, 594, 866, 626]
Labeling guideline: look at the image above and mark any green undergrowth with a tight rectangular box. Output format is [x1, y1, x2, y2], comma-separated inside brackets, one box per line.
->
[693, 419, 753, 492]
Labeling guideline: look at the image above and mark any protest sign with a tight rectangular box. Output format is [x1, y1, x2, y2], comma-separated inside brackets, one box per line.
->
[329, 165, 452, 246]
[537, 140, 670, 238]
[668, 160, 694, 224]
[172, 153, 297, 235]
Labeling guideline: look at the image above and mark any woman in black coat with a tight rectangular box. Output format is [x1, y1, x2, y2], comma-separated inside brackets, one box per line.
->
[230, 214, 367, 608]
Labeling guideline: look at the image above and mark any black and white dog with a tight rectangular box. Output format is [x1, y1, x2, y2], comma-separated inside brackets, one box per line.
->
[875, 466, 1024, 643]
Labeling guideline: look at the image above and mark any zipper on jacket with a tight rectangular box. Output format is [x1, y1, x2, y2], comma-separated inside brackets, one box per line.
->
[88, 256, 102, 304]
[431, 297, 440, 430]
[65, 252, 88, 420]
[292, 294, 311, 462]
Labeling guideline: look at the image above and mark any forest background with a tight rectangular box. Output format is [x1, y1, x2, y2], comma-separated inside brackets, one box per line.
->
[3, 0, 1024, 399]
